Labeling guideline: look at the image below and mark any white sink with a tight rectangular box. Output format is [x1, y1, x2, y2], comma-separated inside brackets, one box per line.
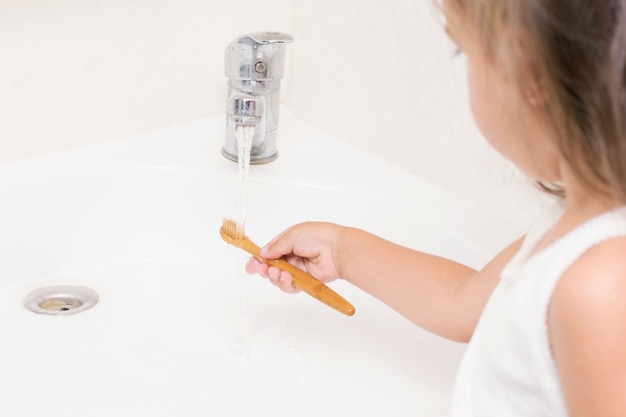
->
[0, 108, 523, 416]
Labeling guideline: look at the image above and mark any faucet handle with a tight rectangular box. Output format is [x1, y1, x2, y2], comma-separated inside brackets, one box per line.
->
[225, 31, 294, 81]
[245, 31, 294, 45]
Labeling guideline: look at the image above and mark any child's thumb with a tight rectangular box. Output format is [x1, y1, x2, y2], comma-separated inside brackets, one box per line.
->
[259, 232, 292, 259]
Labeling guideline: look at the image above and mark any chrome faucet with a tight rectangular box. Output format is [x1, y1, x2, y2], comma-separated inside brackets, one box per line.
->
[222, 31, 293, 164]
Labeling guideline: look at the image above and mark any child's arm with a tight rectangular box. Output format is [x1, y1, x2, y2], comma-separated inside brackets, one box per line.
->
[549, 237, 626, 417]
[247, 222, 524, 342]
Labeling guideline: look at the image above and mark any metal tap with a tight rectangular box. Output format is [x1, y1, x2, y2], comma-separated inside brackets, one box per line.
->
[222, 31, 293, 164]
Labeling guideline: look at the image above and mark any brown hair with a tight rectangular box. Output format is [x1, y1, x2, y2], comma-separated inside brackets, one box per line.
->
[439, 0, 626, 203]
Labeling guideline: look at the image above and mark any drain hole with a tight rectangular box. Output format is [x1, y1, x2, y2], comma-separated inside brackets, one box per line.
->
[39, 297, 83, 312]
[24, 286, 99, 316]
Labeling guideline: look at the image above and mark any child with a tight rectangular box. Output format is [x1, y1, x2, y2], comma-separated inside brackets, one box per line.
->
[246, 0, 626, 415]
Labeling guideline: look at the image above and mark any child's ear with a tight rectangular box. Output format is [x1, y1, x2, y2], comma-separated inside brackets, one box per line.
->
[517, 32, 550, 106]
[498, 26, 551, 106]
[525, 78, 550, 106]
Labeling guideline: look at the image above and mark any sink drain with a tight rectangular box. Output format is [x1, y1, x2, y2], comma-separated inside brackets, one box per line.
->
[24, 286, 99, 316]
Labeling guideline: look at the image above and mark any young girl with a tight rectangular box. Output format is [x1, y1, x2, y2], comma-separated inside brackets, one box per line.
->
[246, 0, 626, 415]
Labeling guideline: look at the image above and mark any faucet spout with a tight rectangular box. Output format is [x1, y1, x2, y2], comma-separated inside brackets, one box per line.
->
[222, 93, 266, 161]
[227, 93, 264, 127]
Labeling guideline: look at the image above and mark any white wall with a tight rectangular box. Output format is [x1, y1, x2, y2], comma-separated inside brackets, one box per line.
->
[0, 0, 550, 226]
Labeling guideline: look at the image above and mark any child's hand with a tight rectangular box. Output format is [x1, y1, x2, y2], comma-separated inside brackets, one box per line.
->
[245, 222, 343, 293]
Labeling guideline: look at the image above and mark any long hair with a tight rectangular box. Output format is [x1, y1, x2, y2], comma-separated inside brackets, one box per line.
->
[439, 0, 626, 203]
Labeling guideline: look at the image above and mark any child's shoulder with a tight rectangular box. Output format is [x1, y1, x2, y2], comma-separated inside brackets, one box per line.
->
[549, 234, 626, 341]
[547, 236, 626, 412]
[567, 234, 626, 281]
[555, 235, 626, 306]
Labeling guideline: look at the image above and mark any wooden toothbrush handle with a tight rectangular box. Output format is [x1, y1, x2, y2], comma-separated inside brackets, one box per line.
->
[267, 257, 356, 316]
[244, 238, 355, 316]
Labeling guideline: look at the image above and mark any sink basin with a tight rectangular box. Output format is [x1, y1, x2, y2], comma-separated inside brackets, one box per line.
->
[0, 108, 523, 416]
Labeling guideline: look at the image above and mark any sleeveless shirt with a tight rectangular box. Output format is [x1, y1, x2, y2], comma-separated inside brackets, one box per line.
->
[449, 203, 626, 416]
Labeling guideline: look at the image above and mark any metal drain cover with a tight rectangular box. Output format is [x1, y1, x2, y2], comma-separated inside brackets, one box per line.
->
[24, 286, 99, 316]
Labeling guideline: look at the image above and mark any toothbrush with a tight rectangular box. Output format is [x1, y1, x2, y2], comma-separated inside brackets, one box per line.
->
[220, 218, 356, 316]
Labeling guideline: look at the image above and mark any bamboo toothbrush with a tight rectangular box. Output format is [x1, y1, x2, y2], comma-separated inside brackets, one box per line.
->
[220, 218, 356, 316]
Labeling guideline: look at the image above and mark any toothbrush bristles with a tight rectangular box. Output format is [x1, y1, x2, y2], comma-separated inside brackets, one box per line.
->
[221, 218, 245, 239]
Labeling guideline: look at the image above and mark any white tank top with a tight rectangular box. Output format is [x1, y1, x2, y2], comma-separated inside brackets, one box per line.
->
[449, 203, 626, 417]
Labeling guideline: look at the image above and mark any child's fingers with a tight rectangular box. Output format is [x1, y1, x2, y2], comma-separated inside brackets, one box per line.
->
[245, 257, 269, 277]
[246, 258, 299, 293]
[267, 265, 281, 283]
[271, 268, 299, 294]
